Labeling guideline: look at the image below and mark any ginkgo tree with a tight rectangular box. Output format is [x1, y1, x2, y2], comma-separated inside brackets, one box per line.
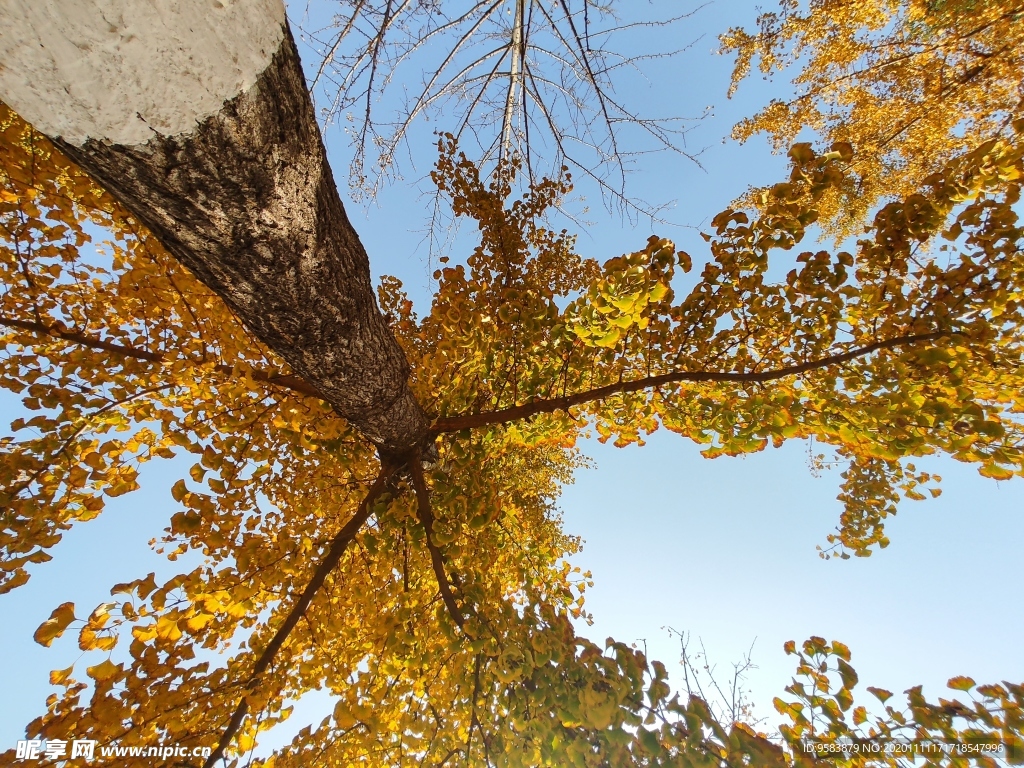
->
[1, 0, 1023, 766]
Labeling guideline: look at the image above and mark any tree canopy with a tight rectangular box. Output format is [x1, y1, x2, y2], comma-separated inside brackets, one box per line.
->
[722, 0, 1024, 236]
[1, 0, 1023, 766]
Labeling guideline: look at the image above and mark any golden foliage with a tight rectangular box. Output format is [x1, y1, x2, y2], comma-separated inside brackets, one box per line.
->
[722, 0, 1024, 236]
[3, 89, 1024, 765]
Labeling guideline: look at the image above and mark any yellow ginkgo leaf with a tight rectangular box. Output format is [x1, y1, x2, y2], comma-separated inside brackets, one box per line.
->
[86, 659, 120, 681]
[49, 665, 74, 685]
[33, 602, 76, 647]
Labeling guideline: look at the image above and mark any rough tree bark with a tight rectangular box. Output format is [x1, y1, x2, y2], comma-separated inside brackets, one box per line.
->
[0, 0, 428, 459]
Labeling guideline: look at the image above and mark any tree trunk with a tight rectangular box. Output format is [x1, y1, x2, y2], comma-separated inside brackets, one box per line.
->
[0, 0, 428, 458]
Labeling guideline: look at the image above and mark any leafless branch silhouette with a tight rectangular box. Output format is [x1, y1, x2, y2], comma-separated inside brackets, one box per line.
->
[297, 0, 709, 219]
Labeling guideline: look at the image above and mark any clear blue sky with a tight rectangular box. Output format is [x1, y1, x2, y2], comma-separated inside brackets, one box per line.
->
[2, 0, 1021, 754]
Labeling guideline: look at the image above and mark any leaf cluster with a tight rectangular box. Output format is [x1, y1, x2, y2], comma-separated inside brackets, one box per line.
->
[721, 0, 1024, 236]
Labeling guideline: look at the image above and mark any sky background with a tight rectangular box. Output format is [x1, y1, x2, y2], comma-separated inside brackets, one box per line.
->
[2, 0, 1022, 756]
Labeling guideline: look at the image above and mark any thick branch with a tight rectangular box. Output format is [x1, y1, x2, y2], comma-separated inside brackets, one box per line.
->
[0, 315, 323, 400]
[431, 332, 947, 433]
[203, 466, 393, 768]
[410, 455, 466, 629]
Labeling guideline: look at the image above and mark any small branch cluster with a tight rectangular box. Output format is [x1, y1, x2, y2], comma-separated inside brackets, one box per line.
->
[298, 0, 705, 215]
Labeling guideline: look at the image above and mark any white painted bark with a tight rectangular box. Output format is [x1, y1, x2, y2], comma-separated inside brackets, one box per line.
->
[0, 3, 430, 456]
[0, 0, 285, 145]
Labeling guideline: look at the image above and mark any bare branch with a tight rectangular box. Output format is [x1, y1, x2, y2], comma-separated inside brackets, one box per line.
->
[298, 0, 706, 213]
[309, 0, 368, 91]
[501, 0, 527, 162]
